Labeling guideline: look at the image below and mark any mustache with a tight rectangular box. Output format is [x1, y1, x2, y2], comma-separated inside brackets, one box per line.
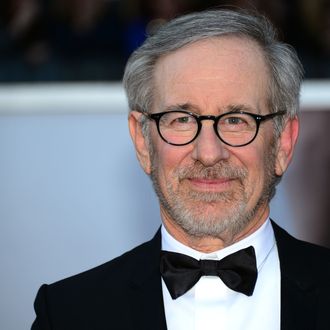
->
[175, 162, 247, 181]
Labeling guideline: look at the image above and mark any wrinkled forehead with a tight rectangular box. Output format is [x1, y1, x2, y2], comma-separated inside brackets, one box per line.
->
[152, 36, 271, 112]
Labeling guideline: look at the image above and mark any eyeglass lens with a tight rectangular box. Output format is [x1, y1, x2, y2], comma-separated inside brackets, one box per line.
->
[158, 111, 258, 146]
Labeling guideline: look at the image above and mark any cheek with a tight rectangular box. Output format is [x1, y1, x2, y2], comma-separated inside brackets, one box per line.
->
[245, 144, 276, 204]
[152, 142, 192, 184]
[231, 145, 269, 194]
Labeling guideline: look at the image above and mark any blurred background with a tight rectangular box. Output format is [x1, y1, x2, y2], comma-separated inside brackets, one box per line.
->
[0, 0, 330, 82]
[0, 1, 329, 329]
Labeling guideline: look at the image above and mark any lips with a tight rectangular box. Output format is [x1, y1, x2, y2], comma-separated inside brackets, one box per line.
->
[175, 162, 247, 191]
[187, 177, 235, 192]
[189, 177, 233, 184]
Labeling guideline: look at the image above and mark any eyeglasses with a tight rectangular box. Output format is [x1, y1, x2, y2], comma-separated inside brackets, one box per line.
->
[142, 110, 286, 147]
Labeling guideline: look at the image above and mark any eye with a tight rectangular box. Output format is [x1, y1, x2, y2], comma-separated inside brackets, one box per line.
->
[161, 112, 196, 129]
[174, 115, 194, 124]
[225, 116, 246, 125]
[219, 114, 254, 132]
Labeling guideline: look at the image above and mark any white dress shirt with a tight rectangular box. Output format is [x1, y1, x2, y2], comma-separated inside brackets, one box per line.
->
[161, 219, 281, 330]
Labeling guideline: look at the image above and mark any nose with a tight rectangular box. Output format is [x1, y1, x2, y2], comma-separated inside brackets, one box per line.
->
[191, 120, 230, 166]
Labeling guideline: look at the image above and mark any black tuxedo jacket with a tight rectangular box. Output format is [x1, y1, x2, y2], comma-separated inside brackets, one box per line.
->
[31, 222, 330, 330]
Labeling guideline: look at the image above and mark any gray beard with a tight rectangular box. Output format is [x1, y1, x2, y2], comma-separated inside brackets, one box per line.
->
[150, 147, 278, 241]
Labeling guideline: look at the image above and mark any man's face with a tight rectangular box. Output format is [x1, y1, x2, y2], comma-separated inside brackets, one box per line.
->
[130, 37, 297, 245]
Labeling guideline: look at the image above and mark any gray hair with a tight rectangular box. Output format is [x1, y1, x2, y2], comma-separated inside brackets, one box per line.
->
[123, 9, 304, 134]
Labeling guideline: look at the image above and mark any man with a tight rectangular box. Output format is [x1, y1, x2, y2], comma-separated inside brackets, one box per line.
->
[31, 9, 330, 330]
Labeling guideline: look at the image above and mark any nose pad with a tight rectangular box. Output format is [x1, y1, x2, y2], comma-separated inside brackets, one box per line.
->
[191, 121, 230, 166]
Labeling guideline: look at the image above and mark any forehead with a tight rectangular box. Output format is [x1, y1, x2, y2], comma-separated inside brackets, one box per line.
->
[152, 36, 270, 112]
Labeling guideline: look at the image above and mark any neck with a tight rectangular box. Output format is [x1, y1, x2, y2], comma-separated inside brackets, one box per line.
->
[161, 205, 270, 253]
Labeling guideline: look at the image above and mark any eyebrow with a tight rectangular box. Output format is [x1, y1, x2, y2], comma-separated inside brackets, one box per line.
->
[161, 103, 259, 115]
[226, 104, 259, 114]
[162, 103, 197, 113]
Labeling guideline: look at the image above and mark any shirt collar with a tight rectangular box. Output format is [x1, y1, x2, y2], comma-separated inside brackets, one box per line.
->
[161, 218, 275, 271]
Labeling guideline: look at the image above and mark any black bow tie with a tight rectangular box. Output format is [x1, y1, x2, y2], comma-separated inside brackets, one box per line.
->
[160, 246, 257, 299]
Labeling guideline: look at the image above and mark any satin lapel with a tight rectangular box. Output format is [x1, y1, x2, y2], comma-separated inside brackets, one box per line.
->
[127, 229, 167, 330]
[272, 221, 319, 330]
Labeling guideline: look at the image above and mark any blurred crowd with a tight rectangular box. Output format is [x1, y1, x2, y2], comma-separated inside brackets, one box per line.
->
[0, 0, 329, 82]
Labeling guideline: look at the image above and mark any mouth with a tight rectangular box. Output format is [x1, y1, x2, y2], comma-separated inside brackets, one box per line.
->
[187, 177, 236, 192]
[175, 162, 247, 195]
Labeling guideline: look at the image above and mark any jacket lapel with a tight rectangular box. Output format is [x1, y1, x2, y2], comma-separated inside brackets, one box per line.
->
[127, 229, 167, 330]
[124, 223, 326, 330]
[272, 222, 319, 330]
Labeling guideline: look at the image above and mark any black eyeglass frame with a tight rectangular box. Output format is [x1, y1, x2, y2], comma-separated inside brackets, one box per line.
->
[142, 110, 287, 147]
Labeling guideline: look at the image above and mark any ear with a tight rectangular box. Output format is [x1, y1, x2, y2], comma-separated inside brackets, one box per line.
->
[128, 111, 152, 174]
[275, 116, 299, 176]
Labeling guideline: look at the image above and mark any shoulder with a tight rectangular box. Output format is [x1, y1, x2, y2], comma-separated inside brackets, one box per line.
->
[32, 230, 161, 329]
[36, 230, 161, 308]
[51, 229, 160, 291]
[272, 221, 330, 278]
[272, 221, 330, 256]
